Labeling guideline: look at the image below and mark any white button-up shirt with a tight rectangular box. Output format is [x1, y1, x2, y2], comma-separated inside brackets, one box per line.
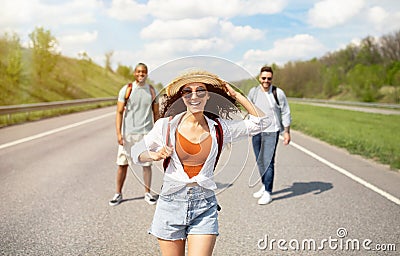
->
[131, 112, 271, 195]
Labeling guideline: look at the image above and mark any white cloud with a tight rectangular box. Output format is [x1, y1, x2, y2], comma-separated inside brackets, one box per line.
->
[57, 31, 98, 57]
[220, 20, 264, 41]
[107, 0, 148, 21]
[0, 0, 35, 27]
[147, 0, 286, 20]
[141, 18, 264, 42]
[243, 34, 327, 66]
[142, 38, 233, 57]
[367, 6, 388, 25]
[366, 7, 400, 32]
[42, 0, 100, 25]
[140, 17, 219, 39]
[59, 31, 98, 44]
[0, 0, 100, 31]
[307, 0, 365, 28]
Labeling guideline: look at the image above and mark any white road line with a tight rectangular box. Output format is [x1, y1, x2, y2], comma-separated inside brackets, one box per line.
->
[289, 140, 400, 206]
[0, 112, 114, 150]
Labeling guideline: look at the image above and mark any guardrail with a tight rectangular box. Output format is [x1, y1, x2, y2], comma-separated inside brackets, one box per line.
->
[288, 97, 400, 109]
[0, 97, 117, 115]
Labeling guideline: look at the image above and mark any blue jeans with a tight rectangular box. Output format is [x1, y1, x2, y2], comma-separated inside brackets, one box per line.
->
[252, 131, 280, 193]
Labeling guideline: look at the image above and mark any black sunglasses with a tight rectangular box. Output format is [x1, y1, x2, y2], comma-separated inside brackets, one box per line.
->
[261, 77, 272, 81]
[181, 87, 207, 99]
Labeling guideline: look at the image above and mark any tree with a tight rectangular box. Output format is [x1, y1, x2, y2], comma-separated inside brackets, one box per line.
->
[104, 51, 114, 73]
[116, 64, 132, 80]
[356, 36, 383, 66]
[78, 51, 91, 62]
[379, 30, 400, 63]
[78, 51, 92, 80]
[28, 27, 59, 82]
[0, 32, 23, 85]
[321, 66, 342, 98]
[346, 64, 383, 102]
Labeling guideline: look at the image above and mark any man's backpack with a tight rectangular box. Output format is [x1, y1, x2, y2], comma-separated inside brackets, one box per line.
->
[162, 116, 224, 172]
[271, 85, 280, 106]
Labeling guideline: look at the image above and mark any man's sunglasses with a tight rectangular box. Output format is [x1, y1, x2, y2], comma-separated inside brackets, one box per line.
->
[181, 87, 207, 99]
[261, 77, 272, 81]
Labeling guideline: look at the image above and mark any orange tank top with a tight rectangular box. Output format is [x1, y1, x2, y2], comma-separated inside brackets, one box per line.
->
[176, 131, 212, 178]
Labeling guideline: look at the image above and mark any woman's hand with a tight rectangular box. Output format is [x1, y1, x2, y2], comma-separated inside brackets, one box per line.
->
[224, 82, 237, 99]
[152, 146, 173, 161]
[117, 133, 124, 145]
[223, 81, 265, 117]
[139, 146, 173, 162]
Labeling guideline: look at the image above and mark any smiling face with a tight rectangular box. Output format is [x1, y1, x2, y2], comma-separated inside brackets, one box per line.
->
[134, 64, 148, 84]
[181, 83, 209, 114]
[259, 71, 273, 91]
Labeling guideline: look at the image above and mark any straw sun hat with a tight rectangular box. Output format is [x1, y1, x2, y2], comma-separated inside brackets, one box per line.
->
[166, 70, 228, 97]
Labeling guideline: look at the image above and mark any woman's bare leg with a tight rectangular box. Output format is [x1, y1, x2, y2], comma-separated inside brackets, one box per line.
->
[187, 234, 216, 256]
[158, 238, 186, 256]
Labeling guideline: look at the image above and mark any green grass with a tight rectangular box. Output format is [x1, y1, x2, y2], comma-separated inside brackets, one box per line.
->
[290, 103, 400, 170]
[0, 51, 126, 126]
[0, 55, 127, 106]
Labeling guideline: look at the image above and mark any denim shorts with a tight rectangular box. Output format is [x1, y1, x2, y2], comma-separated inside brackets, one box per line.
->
[149, 186, 219, 240]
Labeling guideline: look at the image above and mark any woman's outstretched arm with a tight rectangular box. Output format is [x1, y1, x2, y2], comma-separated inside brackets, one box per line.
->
[224, 83, 265, 117]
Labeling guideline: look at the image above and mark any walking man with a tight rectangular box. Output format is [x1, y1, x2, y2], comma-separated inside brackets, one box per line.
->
[248, 65, 292, 205]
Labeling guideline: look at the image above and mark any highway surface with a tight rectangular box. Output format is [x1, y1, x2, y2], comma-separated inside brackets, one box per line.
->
[1, 106, 399, 255]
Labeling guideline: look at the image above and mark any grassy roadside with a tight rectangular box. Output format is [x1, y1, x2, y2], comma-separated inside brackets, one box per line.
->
[0, 102, 115, 128]
[290, 102, 400, 171]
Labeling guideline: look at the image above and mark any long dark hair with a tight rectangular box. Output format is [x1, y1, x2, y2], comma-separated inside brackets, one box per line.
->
[160, 83, 240, 120]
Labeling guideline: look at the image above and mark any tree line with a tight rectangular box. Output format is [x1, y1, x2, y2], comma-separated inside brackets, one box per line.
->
[236, 30, 400, 104]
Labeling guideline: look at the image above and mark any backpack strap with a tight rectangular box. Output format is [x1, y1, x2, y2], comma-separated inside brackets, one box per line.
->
[162, 116, 224, 172]
[271, 85, 280, 106]
[149, 84, 159, 121]
[162, 116, 173, 171]
[213, 118, 223, 170]
[124, 83, 133, 106]
[149, 84, 156, 101]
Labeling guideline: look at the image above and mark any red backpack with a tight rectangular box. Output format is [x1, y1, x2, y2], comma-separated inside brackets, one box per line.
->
[162, 116, 224, 172]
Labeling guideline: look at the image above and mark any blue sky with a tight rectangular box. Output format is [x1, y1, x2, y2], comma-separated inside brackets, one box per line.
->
[1, 0, 400, 84]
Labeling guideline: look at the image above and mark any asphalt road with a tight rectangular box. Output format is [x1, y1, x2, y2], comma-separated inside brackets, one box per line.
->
[0, 107, 399, 255]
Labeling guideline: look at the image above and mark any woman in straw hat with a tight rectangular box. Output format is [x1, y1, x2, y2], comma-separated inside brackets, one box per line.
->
[131, 70, 271, 255]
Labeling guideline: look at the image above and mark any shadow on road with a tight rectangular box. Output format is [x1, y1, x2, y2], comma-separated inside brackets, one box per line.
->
[215, 182, 233, 190]
[272, 181, 333, 201]
[120, 196, 145, 204]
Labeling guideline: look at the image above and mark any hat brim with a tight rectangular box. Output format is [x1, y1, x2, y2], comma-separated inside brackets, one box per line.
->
[166, 71, 227, 97]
